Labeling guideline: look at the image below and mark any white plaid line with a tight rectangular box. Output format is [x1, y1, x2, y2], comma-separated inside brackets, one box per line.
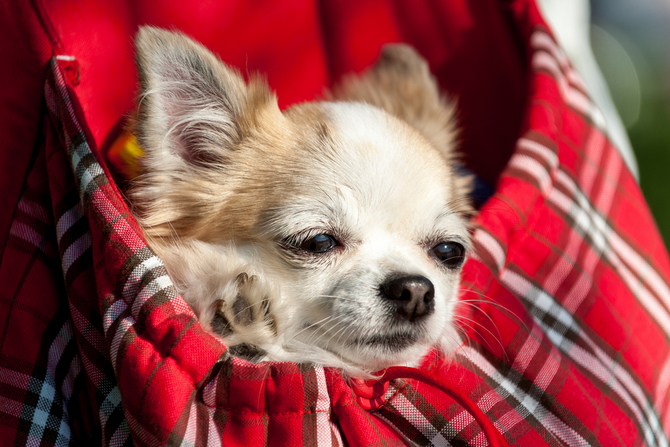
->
[71, 141, 106, 201]
[69, 305, 112, 387]
[509, 153, 553, 195]
[517, 138, 559, 170]
[608, 251, 670, 335]
[50, 58, 85, 139]
[503, 271, 574, 337]
[553, 172, 612, 256]
[543, 226, 581, 297]
[120, 249, 193, 318]
[24, 376, 72, 447]
[532, 50, 570, 99]
[181, 399, 223, 447]
[99, 385, 124, 437]
[512, 267, 665, 447]
[530, 32, 607, 130]
[109, 420, 132, 447]
[580, 130, 606, 195]
[609, 230, 670, 313]
[61, 231, 92, 276]
[530, 32, 571, 74]
[121, 252, 163, 302]
[473, 230, 506, 272]
[56, 202, 84, 241]
[446, 410, 482, 444]
[10, 222, 49, 251]
[104, 299, 129, 334]
[180, 402, 199, 447]
[47, 321, 81, 402]
[330, 421, 344, 446]
[44, 78, 59, 119]
[130, 274, 173, 320]
[18, 198, 51, 223]
[530, 31, 597, 110]
[59, 353, 81, 407]
[109, 311, 135, 372]
[204, 405, 223, 447]
[515, 325, 562, 393]
[530, 31, 589, 95]
[201, 368, 221, 407]
[461, 346, 590, 446]
[387, 391, 451, 445]
[496, 408, 525, 436]
[315, 367, 339, 447]
[551, 171, 670, 333]
[593, 147, 621, 213]
[481, 231, 668, 447]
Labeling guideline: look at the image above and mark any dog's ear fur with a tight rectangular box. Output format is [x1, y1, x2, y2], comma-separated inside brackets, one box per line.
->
[133, 26, 280, 170]
[130, 27, 284, 239]
[333, 45, 459, 164]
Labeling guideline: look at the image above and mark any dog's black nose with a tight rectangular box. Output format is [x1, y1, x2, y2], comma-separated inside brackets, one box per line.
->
[381, 275, 435, 320]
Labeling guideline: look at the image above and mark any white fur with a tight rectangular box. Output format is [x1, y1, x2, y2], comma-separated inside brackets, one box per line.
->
[130, 27, 471, 377]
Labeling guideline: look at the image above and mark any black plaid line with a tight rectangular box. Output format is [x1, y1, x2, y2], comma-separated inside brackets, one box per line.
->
[12, 302, 82, 446]
[504, 266, 665, 446]
[374, 380, 470, 446]
[462, 349, 601, 447]
[113, 246, 179, 319]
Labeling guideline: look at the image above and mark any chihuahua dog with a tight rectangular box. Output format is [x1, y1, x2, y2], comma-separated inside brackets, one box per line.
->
[129, 27, 471, 376]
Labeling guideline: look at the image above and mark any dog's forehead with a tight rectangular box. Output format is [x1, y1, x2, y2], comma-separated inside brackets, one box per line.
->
[317, 102, 453, 202]
[275, 102, 460, 233]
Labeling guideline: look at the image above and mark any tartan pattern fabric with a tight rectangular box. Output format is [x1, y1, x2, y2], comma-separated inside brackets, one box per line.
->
[1, 3, 670, 447]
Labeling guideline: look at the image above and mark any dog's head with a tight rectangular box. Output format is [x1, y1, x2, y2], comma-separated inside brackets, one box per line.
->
[131, 27, 471, 371]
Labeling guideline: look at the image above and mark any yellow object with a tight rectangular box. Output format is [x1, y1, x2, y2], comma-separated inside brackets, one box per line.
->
[107, 132, 144, 179]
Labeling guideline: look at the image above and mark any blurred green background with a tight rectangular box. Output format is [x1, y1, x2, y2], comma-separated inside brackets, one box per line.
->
[590, 0, 670, 248]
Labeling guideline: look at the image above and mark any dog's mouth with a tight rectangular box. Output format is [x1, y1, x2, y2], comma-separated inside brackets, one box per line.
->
[347, 330, 419, 351]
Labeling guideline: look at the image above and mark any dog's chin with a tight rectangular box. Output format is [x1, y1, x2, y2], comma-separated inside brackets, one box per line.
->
[336, 340, 432, 372]
[320, 329, 436, 371]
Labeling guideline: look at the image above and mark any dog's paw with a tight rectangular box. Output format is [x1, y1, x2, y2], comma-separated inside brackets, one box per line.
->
[210, 272, 277, 345]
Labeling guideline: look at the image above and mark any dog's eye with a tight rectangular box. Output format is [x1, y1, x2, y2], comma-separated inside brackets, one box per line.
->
[431, 242, 465, 268]
[300, 234, 337, 253]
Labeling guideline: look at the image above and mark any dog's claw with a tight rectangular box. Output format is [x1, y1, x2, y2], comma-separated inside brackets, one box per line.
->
[235, 272, 249, 287]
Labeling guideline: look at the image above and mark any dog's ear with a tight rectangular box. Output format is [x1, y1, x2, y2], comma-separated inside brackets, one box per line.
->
[130, 27, 284, 239]
[133, 26, 280, 170]
[333, 44, 459, 164]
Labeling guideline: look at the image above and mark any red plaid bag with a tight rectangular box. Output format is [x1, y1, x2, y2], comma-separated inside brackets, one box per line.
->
[1, 0, 669, 445]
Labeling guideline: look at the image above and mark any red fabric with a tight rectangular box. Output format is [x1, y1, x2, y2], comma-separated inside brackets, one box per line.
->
[2, 0, 670, 446]
[0, 0, 53, 258]
[39, 0, 527, 186]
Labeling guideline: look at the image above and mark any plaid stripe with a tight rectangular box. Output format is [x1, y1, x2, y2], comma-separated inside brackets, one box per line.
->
[458, 26, 670, 447]
[2, 1, 670, 445]
[0, 131, 85, 447]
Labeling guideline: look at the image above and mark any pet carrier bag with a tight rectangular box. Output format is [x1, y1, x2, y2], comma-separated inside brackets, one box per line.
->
[1, 0, 669, 445]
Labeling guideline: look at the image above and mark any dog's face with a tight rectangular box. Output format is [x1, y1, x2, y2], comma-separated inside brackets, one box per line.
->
[131, 27, 471, 372]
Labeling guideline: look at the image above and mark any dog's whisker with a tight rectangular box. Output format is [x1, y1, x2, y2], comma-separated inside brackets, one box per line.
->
[453, 315, 508, 360]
